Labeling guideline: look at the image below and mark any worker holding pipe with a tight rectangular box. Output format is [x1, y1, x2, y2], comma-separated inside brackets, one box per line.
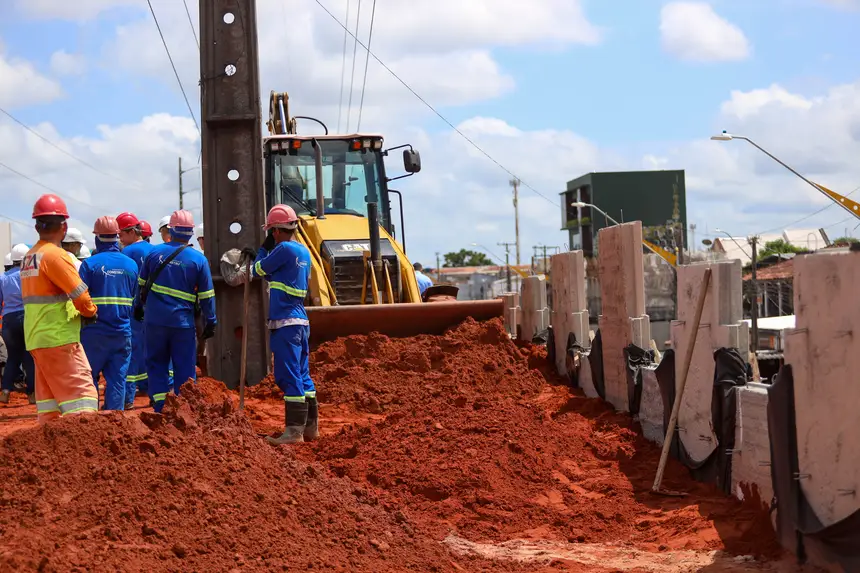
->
[22, 194, 99, 423]
[0, 244, 36, 405]
[134, 209, 216, 413]
[79, 216, 139, 411]
[249, 204, 318, 444]
[117, 211, 156, 408]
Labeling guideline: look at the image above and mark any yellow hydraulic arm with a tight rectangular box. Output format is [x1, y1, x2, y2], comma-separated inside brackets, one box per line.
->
[814, 182, 860, 221]
[643, 239, 677, 267]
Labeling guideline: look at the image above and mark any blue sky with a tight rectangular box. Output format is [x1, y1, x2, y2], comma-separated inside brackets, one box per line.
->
[1, 0, 860, 263]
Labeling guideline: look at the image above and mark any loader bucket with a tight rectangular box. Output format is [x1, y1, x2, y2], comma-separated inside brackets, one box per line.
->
[306, 299, 504, 347]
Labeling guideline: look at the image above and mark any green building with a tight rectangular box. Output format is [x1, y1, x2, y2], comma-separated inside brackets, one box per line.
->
[560, 170, 687, 257]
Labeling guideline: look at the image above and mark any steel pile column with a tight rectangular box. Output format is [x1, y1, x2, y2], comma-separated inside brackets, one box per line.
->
[199, 0, 268, 387]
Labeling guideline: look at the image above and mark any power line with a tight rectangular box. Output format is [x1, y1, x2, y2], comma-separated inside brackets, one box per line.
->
[146, 0, 200, 134]
[0, 106, 145, 190]
[313, 0, 557, 207]
[356, 0, 378, 132]
[345, 0, 363, 132]
[0, 213, 30, 228]
[336, 0, 351, 132]
[0, 161, 98, 210]
[182, 0, 200, 49]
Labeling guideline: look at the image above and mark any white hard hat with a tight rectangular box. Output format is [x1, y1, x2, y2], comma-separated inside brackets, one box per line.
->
[77, 245, 91, 260]
[3, 253, 11, 266]
[196, 223, 204, 238]
[158, 216, 171, 231]
[63, 227, 86, 245]
[10, 244, 29, 263]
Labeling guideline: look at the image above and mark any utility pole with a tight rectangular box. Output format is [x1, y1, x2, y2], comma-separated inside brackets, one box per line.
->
[749, 235, 759, 353]
[498, 241, 516, 292]
[435, 252, 441, 283]
[510, 178, 521, 265]
[531, 245, 540, 275]
[540, 245, 561, 274]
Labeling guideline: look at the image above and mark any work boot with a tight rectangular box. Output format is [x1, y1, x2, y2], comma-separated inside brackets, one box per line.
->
[304, 397, 320, 441]
[0, 390, 10, 404]
[266, 401, 308, 445]
[124, 402, 135, 411]
[28, 393, 36, 405]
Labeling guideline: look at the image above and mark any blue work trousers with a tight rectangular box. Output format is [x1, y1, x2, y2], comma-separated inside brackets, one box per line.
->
[271, 324, 315, 403]
[145, 323, 196, 413]
[128, 321, 148, 399]
[1, 311, 35, 394]
[81, 330, 132, 411]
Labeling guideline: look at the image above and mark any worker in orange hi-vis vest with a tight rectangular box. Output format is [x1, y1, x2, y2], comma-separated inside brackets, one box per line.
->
[21, 194, 99, 423]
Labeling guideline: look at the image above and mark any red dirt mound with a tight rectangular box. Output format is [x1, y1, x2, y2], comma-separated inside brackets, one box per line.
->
[0, 378, 515, 572]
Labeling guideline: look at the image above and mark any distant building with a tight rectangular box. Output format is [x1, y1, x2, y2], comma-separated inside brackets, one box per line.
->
[560, 170, 687, 257]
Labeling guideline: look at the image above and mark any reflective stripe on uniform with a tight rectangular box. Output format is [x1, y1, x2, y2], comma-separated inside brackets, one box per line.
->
[127, 373, 148, 382]
[305, 391, 316, 399]
[138, 277, 146, 286]
[270, 281, 307, 298]
[23, 294, 69, 304]
[267, 317, 310, 330]
[197, 289, 215, 300]
[58, 397, 98, 415]
[69, 283, 88, 299]
[153, 392, 168, 402]
[254, 261, 265, 277]
[92, 297, 134, 306]
[36, 398, 60, 414]
[150, 283, 196, 302]
[284, 395, 306, 403]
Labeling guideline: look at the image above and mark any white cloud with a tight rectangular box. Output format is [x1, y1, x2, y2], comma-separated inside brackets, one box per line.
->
[660, 2, 751, 62]
[49, 50, 87, 76]
[0, 42, 63, 109]
[818, 0, 860, 9]
[14, 0, 140, 20]
[720, 84, 814, 120]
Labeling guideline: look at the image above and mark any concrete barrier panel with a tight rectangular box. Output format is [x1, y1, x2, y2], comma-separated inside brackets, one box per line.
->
[785, 252, 860, 527]
[550, 250, 590, 376]
[731, 384, 773, 505]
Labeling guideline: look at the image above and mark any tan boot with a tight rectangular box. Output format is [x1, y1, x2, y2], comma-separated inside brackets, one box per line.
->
[0, 390, 10, 404]
[266, 401, 308, 445]
[28, 393, 36, 405]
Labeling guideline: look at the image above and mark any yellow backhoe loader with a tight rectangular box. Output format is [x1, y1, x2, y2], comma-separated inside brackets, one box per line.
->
[264, 92, 502, 345]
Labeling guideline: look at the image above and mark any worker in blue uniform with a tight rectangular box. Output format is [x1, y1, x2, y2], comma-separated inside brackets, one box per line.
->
[116, 211, 155, 407]
[0, 243, 35, 404]
[413, 262, 433, 296]
[249, 204, 317, 445]
[79, 216, 139, 410]
[134, 209, 215, 413]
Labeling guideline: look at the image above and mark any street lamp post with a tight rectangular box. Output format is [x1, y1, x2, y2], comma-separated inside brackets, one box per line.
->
[179, 157, 201, 210]
[710, 131, 860, 220]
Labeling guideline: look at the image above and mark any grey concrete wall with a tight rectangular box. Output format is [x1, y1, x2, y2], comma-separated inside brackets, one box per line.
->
[785, 251, 860, 527]
[597, 222, 650, 412]
[731, 384, 774, 505]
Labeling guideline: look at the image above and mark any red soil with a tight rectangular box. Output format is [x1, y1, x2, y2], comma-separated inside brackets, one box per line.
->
[0, 318, 785, 571]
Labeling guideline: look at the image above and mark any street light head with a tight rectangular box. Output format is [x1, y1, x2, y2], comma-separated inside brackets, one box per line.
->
[714, 228, 723, 234]
[570, 201, 587, 208]
[710, 131, 734, 141]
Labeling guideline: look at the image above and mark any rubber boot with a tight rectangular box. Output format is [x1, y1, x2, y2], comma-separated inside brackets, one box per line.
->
[266, 401, 308, 445]
[0, 390, 10, 404]
[28, 393, 36, 405]
[304, 397, 319, 441]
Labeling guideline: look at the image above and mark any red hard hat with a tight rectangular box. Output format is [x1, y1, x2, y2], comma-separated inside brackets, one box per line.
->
[32, 194, 70, 219]
[169, 209, 195, 230]
[116, 211, 140, 231]
[93, 216, 120, 235]
[139, 221, 153, 238]
[264, 204, 298, 230]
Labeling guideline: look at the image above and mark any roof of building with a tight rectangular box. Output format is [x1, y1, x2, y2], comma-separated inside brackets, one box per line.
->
[743, 258, 794, 281]
[782, 228, 829, 251]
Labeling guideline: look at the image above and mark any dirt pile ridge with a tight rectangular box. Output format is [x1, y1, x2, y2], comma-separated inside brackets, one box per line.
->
[279, 318, 784, 562]
[0, 378, 512, 572]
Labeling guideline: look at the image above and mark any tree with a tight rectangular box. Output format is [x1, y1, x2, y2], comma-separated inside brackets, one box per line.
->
[756, 239, 807, 260]
[442, 249, 494, 267]
[831, 236, 859, 246]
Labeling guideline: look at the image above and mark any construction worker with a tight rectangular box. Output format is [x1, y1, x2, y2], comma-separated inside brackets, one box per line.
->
[0, 244, 35, 404]
[22, 194, 99, 423]
[62, 228, 85, 270]
[157, 216, 171, 244]
[77, 245, 91, 260]
[134, 210, 215, 413]
[3, 253, 12, 272]
[196, 223, 204, 251]
[413, 262, 433, 296]
[251, 205, 317, 444]
[79, 216, 138, 411]
[116, 211, 154, 404]
[140, 221, 153, 243]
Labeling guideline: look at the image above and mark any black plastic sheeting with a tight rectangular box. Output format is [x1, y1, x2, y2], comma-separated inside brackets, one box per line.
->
[653, 347, 747, 494]
[587, 329, 606, 401]
[768, 365, 860, 570]
[623, 344, 655, 416]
